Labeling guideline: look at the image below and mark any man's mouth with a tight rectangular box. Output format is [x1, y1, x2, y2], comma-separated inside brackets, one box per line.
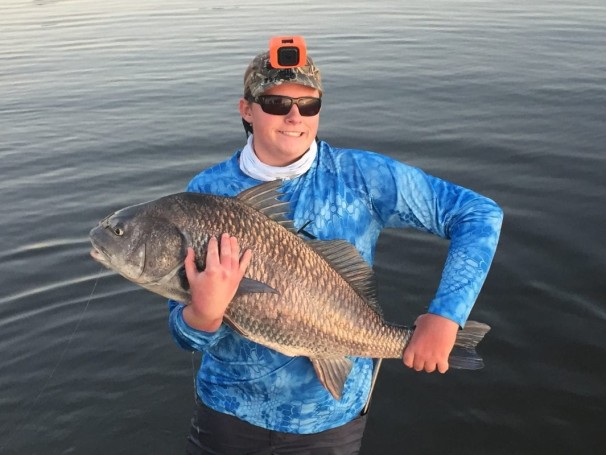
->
[280, 131, 303, 137]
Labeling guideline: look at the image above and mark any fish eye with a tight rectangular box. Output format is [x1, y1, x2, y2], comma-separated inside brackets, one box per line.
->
[112, 223, 125, 236]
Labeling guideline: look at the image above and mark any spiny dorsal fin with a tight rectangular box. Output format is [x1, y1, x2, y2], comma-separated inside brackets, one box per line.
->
[307, 239, 382, 317]
[236, 180, 297, 232]
[237, 182, 382, 316]
[310, 357, 353, 400]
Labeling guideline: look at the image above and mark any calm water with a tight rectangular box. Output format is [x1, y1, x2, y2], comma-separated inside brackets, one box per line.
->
[1, 0, 605, 453]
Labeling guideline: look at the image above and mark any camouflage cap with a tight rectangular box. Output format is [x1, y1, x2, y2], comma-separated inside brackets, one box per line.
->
[243, 51, 323, 99]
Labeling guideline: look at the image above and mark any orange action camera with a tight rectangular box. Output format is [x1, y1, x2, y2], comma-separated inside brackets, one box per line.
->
[269, 36, 307, 69]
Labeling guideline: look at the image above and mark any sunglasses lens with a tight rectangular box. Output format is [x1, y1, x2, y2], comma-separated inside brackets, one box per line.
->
[259, 96, 292, 115]
[257, 96, 321, 117]
[297, 98, 322, 116]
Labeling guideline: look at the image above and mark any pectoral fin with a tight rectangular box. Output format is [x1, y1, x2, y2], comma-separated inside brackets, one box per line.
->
[310, 357, 354, 400]
[236, 278, 279, 296]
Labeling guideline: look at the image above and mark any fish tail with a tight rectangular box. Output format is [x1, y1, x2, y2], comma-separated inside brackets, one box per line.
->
[448, 320, 491, 370]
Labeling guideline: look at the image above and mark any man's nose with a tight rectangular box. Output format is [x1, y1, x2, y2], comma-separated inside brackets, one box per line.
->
[285, 104, 302, 121]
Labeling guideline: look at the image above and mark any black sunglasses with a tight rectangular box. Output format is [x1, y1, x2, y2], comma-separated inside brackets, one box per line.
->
[252, 95, 322, 117]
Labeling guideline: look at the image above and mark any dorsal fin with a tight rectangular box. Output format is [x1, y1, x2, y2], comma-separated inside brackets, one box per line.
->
[307, 239, 382, 317]
[236, 180, 297, 232]
[237, 182, 382, 316]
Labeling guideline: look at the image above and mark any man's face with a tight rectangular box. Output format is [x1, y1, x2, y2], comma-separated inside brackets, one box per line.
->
[239, 83, 320, 166]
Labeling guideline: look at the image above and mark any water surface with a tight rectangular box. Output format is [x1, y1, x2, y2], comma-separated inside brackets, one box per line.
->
[1, 0, 605, 453]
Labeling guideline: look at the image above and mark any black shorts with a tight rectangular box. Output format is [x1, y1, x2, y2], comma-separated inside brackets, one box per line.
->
[185, 399, 367, 455]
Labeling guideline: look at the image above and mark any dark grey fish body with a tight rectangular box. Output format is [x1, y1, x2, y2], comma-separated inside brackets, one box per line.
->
[90, 181, 490, 399]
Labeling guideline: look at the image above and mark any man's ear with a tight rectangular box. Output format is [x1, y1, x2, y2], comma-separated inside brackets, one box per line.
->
[239, 98, 253, 122]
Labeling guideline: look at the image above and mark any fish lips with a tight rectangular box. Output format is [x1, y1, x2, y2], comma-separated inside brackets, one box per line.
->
[89, 226, 114, 268]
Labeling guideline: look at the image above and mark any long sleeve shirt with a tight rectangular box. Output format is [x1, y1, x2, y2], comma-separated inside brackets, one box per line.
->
[168, 140, 503, 434]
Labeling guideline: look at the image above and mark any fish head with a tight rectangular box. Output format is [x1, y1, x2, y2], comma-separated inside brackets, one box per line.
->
[89, 200, 189, 299]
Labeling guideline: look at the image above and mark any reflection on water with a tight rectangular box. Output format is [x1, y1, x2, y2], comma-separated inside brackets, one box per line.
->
[1, 0, 605, 453]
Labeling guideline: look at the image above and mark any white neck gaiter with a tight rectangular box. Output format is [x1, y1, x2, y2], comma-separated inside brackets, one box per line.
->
[239, 134, 317, 181]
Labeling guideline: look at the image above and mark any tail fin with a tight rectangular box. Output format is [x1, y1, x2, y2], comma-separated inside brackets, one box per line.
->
[448, 320, 491, 370]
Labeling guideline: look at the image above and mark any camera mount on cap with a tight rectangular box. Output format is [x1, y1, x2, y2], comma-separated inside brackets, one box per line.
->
[269, 36, 307, 69]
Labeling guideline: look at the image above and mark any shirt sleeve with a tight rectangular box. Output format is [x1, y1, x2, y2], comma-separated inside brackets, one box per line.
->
[167, 299, 229, 351]
[361, 153, 503, 326]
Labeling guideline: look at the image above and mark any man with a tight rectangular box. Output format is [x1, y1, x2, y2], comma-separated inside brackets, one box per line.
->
[168, 40, 503, 454]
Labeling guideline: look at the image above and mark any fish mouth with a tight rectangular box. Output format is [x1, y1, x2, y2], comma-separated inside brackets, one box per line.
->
[89, 235, 149, 284]
[89, 243, 111, 267]
[89, 232, 115, 268]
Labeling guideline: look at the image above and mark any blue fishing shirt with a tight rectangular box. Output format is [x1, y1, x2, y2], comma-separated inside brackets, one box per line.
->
[168, 140, 503, 434]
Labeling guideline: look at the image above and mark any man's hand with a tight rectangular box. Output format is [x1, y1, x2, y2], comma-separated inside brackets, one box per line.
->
[403, 313, 459, 373]
[182, 233, 252, 332]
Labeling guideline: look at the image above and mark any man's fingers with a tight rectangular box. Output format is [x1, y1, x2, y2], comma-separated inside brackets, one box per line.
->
[403, 349, 448, 373]
[239, 248, 253, 273]
[228, 235, 241, 269]
[422, 362, 437, 373]
[192, 234, 250, 279]
[219, 233, 232, 264]
[413, 358, 426, 372]
[206, 236, 219, 266]
[437, 360, 449, 374]
[403, 350, 414, 369]
[220, 234, 251, 273]
[184, 247, 197, 279]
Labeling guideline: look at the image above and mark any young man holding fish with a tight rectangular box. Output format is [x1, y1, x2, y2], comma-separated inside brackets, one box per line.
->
[169, 38, 503, 454]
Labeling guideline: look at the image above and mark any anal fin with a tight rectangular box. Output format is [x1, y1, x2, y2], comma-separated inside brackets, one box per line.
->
[310, 357, 353, 400]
